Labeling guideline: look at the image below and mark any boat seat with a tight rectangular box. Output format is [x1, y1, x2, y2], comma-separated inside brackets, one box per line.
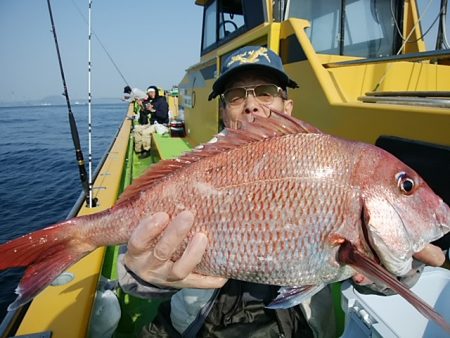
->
[151, 133, 192, 161]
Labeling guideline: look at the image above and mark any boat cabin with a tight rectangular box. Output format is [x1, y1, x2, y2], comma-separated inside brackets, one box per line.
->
[180, 0, 450, 148]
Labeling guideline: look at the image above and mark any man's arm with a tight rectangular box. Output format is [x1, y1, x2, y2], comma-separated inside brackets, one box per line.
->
[154, 100, 169, 122]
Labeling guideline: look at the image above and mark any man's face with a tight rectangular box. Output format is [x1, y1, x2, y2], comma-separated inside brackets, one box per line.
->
[221, 72, 293, 130]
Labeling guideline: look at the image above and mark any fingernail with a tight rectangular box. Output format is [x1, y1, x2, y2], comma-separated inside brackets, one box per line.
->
[146, 212, 169, 226]
[178, 209, 195, 220]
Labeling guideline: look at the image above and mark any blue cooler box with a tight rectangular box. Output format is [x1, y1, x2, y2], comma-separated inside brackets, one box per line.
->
[340, 266, 450, 338]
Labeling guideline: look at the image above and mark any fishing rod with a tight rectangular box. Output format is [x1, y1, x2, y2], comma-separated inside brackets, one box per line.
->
[46, 0, 96, 207]
[87, 0, 96, 208]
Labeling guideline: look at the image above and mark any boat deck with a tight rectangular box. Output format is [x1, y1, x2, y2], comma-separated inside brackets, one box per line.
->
[107, 123, 192, 337]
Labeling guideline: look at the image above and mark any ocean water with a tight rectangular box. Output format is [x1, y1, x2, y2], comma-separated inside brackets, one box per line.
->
[0, 103, 128, 322]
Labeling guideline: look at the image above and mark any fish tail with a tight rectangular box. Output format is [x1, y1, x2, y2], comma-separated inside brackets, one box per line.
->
[0, 219, 95, 310]
[338, 240, 450, 334]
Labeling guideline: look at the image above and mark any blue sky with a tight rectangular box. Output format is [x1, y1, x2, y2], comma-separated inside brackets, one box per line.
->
[0, 1, 203, 102]
[0, 1, 448, 103]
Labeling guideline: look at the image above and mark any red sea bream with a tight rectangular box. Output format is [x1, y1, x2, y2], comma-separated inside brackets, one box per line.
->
[0, 113, 449, 332]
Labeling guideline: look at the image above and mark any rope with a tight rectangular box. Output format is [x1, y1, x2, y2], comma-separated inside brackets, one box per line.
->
[373, 0, 436, 91]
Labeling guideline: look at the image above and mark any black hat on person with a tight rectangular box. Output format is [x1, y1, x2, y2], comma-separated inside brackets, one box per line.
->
[123, 85, 132, 94]
[208, 46, 298, 100]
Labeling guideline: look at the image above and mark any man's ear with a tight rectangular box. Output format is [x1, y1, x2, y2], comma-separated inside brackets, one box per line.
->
[284, 99, 293, 116]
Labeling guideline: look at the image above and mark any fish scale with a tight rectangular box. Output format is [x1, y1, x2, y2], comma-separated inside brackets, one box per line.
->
[129, 135, 363, 285]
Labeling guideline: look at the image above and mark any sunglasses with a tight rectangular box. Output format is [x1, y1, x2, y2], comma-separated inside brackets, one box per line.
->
[222, 84, 283, 106]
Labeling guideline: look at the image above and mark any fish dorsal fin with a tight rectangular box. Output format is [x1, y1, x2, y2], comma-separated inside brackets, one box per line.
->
[115, 112, 321, 206]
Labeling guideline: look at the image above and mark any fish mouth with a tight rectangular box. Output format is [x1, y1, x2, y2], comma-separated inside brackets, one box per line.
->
[361, 199, 448, 276]
[360, 205, 411, 277]
[360, 208, 381, 265]
[436, 200, 450, 235]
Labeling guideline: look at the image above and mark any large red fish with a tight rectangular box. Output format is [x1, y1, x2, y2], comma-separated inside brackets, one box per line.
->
[0, 112, 449, 332]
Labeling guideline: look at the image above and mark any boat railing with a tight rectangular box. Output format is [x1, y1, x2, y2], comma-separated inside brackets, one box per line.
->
[288, 19, 450, 104]
[323, 49, 450, 68]
[0, 306, 32, 338]
[66, 122, 123, 218]
[319, 45, 450, 107]
[358, 92, 450, 108]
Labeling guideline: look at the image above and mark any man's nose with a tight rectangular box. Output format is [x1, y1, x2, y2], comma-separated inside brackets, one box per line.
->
[244, 92, 261, 114]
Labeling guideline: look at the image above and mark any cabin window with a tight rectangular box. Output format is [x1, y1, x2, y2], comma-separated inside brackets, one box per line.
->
[287, 0, 402, 58]
[201, 0, 266, 55]
[202, 1, 218, 50]
[218, 0, 245, 40]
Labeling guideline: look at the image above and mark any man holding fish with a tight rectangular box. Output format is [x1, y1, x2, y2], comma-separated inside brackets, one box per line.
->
[119, 46, 449, 337]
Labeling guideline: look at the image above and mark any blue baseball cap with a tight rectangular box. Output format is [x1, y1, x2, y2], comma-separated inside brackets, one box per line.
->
[208, 46, 298, 100]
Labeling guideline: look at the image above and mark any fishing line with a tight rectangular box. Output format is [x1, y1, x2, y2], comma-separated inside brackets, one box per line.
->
[46, 0, 90, 204]
[435, 0, 450, 49]
[391, 0, 442, 43]
[70, 0, 130, 86]
[373, 0, 436, 91]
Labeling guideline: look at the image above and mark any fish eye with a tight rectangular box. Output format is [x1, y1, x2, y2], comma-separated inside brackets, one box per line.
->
[395, 172, 415, 195]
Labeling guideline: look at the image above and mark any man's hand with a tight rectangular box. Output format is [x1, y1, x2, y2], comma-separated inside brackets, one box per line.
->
[413, 243, 445, 267]
[124, 210, 227, 289]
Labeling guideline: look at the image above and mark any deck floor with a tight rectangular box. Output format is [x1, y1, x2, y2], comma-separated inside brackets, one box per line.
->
[103, 130, 191, 337]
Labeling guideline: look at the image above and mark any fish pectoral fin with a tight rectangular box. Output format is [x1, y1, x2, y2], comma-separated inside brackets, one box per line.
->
[266, 284, 325, 309]
[338, 239, 450, 334]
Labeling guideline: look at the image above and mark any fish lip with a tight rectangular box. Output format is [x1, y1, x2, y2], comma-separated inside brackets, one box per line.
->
[436, 200, 450, 235]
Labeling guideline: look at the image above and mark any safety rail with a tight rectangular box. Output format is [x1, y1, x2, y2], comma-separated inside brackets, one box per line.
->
[358, 90, 450, 108]
[323, 49, 450, 68]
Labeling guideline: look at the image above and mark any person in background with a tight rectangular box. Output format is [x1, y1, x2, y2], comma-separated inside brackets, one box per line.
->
[137, 87, 153, 126]
[141, 85, 169, 125]
[133, 86, 170, 156]
[118, 46, 446, 337]
[123, 85, 147, 102]
[123, 85, 147, 119]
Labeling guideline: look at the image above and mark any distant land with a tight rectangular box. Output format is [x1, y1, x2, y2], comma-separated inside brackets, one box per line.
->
[0, 95, 126, 107]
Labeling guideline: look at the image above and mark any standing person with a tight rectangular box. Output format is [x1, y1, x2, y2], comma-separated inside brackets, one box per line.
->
[118, 46, 441, 337]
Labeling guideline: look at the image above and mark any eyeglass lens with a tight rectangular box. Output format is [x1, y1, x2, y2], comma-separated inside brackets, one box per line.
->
[224, 84, 280, 105]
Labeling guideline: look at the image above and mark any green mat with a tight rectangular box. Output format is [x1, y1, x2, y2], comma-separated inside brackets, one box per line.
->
[152, 133, 191, 160]
[102, 131, 193, 337]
